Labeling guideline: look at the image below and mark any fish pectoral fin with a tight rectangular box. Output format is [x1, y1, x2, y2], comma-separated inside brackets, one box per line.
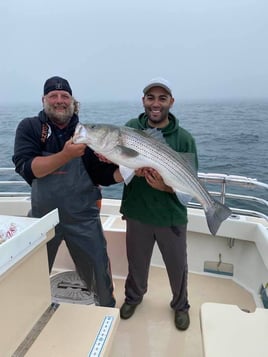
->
[117, 145, 139, 158]
[119, 165, 135, 185]
[174, 190, 192, 206]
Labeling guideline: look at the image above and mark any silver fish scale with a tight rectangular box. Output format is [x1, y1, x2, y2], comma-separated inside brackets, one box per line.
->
[74, 123, 232, 234]
[120, 127, 213, 207]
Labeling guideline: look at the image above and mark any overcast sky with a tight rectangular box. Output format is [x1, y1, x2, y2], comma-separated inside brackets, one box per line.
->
[1, 0, 267, 103]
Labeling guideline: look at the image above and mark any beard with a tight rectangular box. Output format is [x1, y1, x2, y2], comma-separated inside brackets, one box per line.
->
[43, 99, 75, 126]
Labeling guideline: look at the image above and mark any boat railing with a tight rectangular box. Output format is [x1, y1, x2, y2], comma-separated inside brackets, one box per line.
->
[1, 168, 267, 222]
[191, 173, 268, 221]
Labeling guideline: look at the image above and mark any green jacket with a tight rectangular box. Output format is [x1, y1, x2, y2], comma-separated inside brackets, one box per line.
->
[120, 112, 198, 226]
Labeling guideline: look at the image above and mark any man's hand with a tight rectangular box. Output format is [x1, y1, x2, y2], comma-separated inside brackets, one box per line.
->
[95, 153, 113, 163]
[139, 168, 173, 192]
[134, 168, 148, 177]
[32, 139, 86, 178]
[63, 138, 86, 158]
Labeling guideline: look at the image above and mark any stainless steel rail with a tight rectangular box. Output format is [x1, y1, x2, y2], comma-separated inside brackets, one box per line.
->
[1, 168, 267, 221]
[191, 173, 268, 221]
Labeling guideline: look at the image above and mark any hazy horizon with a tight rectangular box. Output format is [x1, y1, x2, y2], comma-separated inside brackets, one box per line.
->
[1, 0, 267, 104]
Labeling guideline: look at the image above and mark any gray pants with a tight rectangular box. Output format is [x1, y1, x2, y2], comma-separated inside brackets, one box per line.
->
[124, 218, 189, 312]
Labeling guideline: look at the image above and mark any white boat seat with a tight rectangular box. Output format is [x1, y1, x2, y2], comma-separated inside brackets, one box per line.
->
[200, 302, 268, 357]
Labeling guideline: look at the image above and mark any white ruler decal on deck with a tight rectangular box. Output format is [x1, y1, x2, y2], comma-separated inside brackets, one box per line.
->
[88, 315, 114, 356]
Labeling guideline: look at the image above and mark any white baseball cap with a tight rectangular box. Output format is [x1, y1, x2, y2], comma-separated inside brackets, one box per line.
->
[143, 77, 172, 96]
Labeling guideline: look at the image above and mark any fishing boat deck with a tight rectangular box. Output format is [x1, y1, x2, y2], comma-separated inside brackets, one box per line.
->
[108, 267, 256, 357]
[52, 231, 260, 357]
[1, 169, 268, 356]
[50, 260, 257, 357]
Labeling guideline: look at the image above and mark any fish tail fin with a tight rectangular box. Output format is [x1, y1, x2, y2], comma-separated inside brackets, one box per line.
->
[205, 201, 232, 236]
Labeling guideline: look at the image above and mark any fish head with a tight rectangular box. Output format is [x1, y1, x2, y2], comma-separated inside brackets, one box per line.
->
[73, 123, 120, 154]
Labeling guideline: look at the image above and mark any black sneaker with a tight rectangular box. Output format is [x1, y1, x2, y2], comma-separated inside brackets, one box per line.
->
[174, 310, 190, 330]
[120, 302, 139, 319]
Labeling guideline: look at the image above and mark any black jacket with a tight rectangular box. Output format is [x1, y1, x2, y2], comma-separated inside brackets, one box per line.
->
[12, 110, 118, 186]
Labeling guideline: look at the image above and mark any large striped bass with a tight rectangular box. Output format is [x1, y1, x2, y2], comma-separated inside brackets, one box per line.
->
[73, 123, 232, 235]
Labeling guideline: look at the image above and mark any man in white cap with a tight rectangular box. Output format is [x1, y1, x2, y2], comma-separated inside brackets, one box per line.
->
[119, 77, 198, 330]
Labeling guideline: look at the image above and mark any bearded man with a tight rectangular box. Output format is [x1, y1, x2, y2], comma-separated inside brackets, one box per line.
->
[12, 76, 122, 307]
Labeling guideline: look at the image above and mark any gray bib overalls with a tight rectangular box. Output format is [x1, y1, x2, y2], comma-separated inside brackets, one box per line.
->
[31, 156, 115, 307]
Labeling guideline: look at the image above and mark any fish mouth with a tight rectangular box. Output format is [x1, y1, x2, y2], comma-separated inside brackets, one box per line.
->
[73, 123, 87, 143]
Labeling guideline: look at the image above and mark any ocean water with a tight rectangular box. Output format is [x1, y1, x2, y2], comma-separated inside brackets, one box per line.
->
[1, 99, 267, 214]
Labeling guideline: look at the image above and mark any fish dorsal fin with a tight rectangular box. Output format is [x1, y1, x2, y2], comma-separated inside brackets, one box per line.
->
[143, 129, 197, 174]
[143, 128, 167, 144]
[179, 152, 197, 175]
[143, 128, 197, 174]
